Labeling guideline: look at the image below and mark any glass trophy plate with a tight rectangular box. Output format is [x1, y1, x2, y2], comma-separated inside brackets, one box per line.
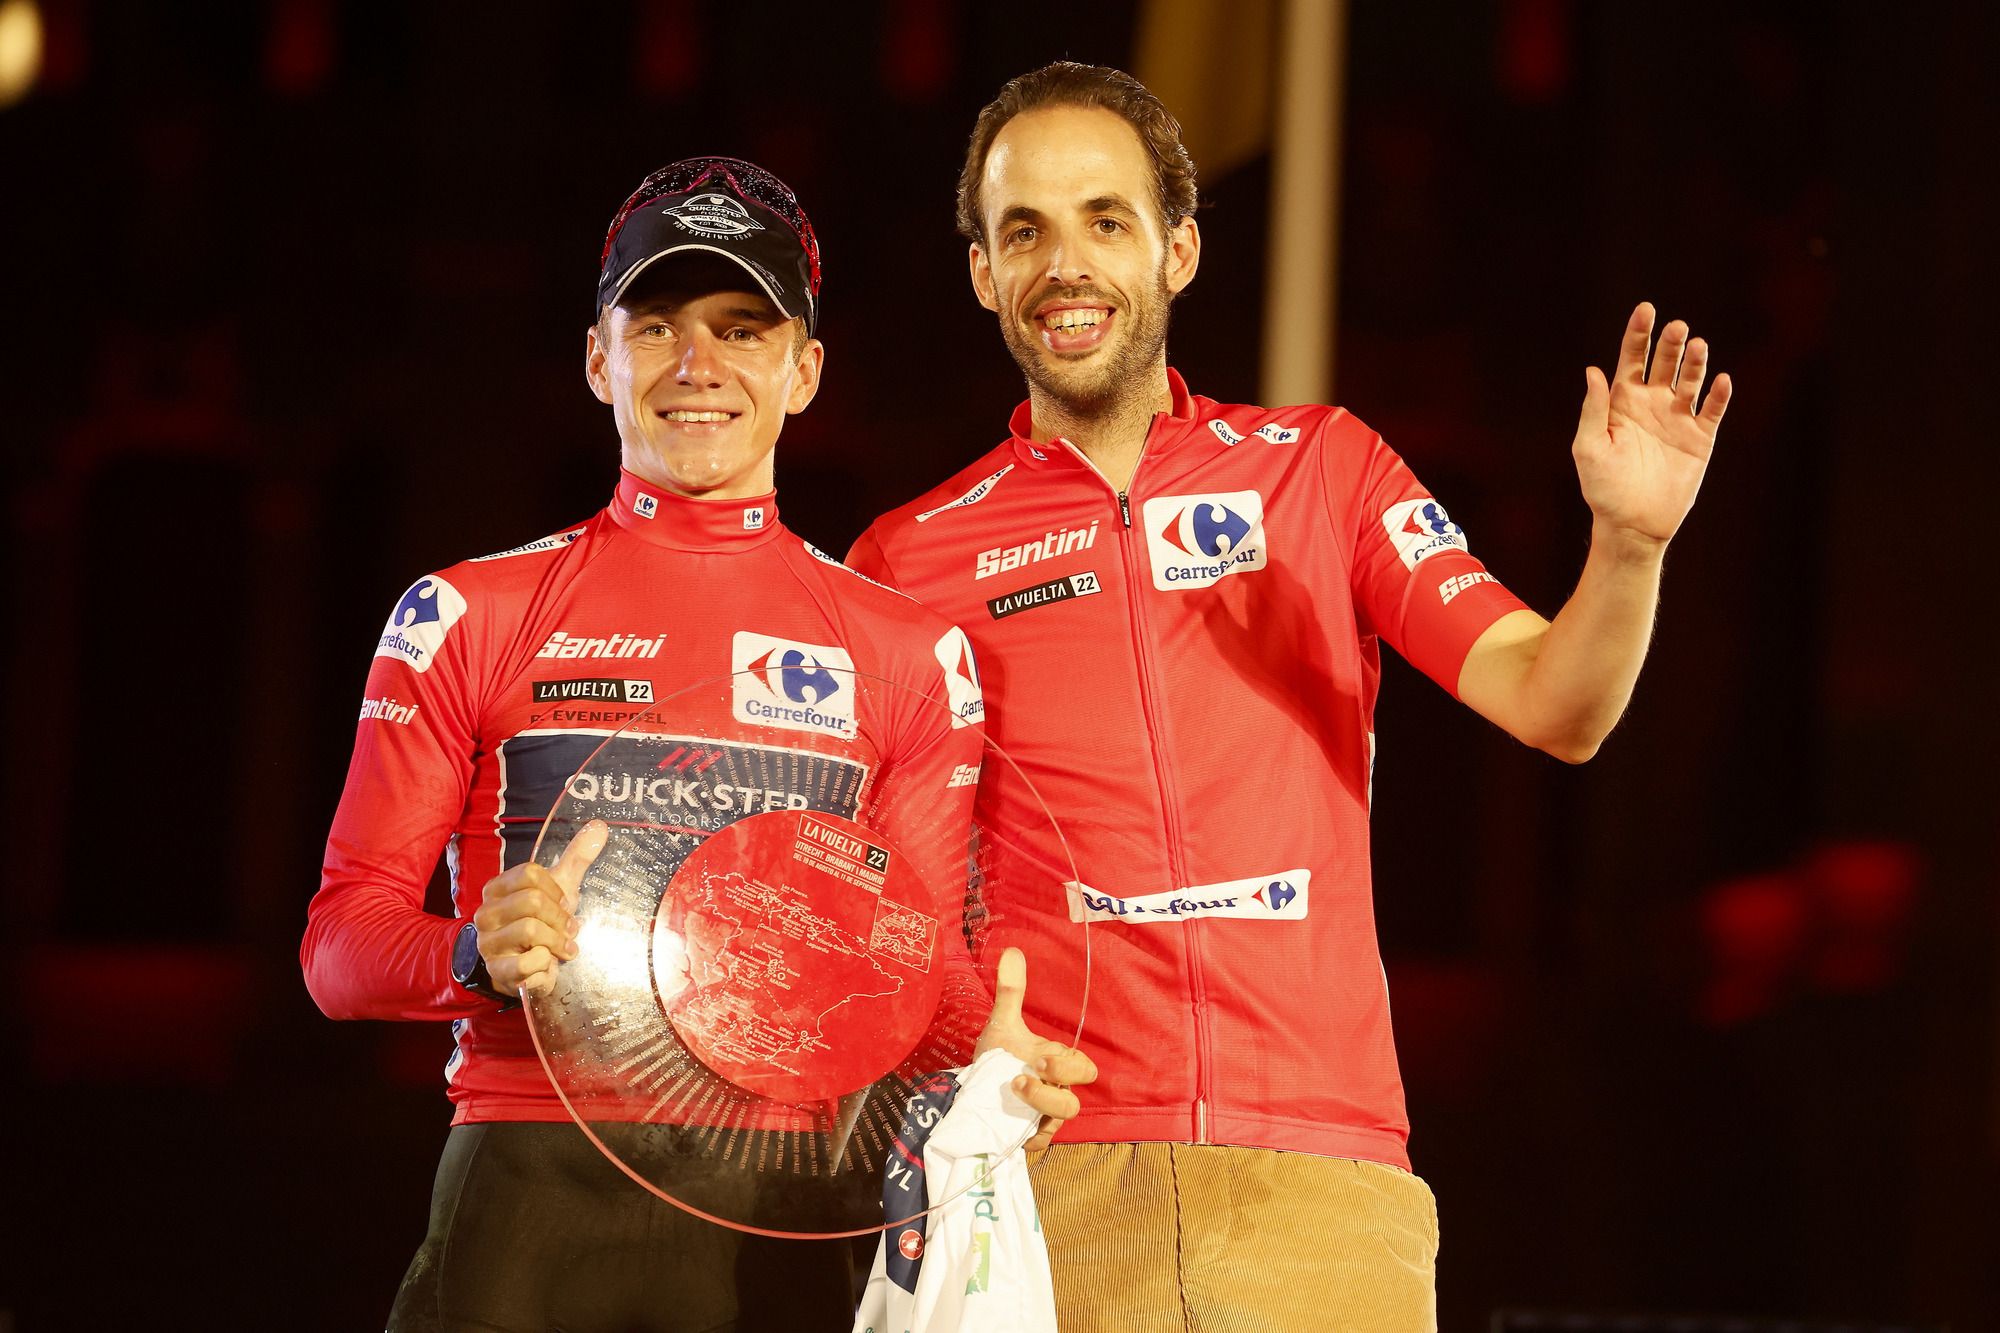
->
[522, 667, 1088, 1237]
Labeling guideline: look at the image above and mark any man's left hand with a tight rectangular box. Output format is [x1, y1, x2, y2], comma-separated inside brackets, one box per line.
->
[973, 947, 1098, 1150]
[1572, 302, 1733, 547]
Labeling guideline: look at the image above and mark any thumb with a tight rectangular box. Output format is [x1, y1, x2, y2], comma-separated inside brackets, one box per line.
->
[1577, 366, 1610, 442]
[984, 946, 1028, 1031]
[551, 819, 609, 908]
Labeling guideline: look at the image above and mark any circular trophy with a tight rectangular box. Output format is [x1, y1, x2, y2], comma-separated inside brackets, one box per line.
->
[522, 666, 1088, 1238]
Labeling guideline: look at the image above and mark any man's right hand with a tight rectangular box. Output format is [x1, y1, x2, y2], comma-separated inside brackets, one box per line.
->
[470, 821, 608, 998]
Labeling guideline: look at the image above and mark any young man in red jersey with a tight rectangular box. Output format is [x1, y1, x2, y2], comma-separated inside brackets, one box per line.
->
[305, 157, 1091, 1333]
[848, 65, 1732, 1331]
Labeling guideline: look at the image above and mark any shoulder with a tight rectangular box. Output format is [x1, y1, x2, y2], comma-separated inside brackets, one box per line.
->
[788, 535, 961, 641]
[857, 441, 1023, 557]
[370, 517, 594, 672]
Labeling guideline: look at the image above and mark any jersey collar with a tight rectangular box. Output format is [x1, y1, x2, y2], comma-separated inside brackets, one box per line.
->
[1006, 368, 1200, 467]
[610, 470, 782, 550]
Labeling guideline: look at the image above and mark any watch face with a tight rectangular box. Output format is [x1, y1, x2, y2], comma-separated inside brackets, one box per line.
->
[451, 921, 482, 983]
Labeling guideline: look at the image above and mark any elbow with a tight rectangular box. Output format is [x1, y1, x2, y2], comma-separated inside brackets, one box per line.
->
[1543, 736, 1602, 765]
[299, 926, 358, 1020]
[1520, 720, 1609, 765]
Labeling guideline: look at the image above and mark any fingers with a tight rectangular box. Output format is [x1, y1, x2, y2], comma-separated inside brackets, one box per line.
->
[1038, 1045, 1097, 1089]
[1010, 1072, 1081, 1125]
[501, 946, 561, 996]
[1613, 302, 1655, 384]
[1648, 319, 1690, 389]
[473, 862, 582, 997]
[1699, 371, 1733, 430]
[1674, 336, 1710, 409]
[476, 910, 576, 965]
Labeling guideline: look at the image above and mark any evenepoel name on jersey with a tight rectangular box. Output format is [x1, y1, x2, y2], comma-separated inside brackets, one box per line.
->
[1065, 870, 1311, 922]
[375, 576, 468, 674]
[1141, 491, 1269, 591]
[731, 631, 858, 739]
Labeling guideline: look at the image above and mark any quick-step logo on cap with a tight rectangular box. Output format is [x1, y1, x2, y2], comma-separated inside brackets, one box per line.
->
[375, 576, 468, 674]
[1141, 491, 1269, 590]
[731, 632, 857, 739]
[1381, 498, 1468, 570]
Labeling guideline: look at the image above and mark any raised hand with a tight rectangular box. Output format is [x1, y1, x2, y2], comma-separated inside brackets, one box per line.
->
[1573, 302, 1733, 546]
[973, 947, 1098, 1149]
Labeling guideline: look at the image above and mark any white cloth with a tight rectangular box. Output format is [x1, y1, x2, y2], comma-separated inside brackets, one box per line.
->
[852, 1049, 1058, 1333]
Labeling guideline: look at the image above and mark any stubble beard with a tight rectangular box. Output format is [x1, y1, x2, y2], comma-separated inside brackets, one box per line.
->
[999, 266, 1173, 423]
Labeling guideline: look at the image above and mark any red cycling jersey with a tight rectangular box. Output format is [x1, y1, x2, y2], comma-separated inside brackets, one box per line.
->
[304, 471, 985, 1125]
[848, 371, 1529, 1168]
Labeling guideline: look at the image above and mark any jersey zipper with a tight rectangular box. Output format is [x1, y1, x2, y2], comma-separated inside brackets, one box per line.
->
[1059, 427, 1212, 1144]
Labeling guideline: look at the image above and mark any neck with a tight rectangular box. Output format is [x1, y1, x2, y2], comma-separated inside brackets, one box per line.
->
[1027, 362, 1173, 492]
[619, 448, 775, 502]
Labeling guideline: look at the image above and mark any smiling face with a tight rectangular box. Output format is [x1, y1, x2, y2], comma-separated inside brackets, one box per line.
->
[585, 257, 823, 499]
[969, 104, 1199, 421]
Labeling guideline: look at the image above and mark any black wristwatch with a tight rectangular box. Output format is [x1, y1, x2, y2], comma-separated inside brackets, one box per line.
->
[451, 921, 518, 1010]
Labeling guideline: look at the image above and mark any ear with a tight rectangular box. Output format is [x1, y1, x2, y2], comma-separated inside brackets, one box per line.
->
[785, 334, 824, 416]
[968, 242, 999, 313]
[584, 315, 614, 405]
[1165, 216, 1201, 296]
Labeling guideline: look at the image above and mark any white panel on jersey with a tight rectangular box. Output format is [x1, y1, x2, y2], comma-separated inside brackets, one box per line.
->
[1065, 871, 1310, 923]
[730, 631, 858, 740]
[1140, 490, 1270, 591]
[375, 576, 469, 674]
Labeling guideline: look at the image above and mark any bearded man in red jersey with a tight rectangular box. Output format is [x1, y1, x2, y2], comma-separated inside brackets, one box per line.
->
[849, 64, 1731, 1332]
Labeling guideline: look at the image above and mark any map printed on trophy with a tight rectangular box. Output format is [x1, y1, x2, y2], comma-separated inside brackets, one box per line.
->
[521, 668, 1090, 1239]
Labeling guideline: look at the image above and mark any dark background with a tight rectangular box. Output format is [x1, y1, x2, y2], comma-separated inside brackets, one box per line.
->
[4, 2, 1996, 1329]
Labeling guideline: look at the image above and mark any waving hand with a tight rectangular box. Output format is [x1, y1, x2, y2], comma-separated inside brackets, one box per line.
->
[1573, 302, 1733, 545]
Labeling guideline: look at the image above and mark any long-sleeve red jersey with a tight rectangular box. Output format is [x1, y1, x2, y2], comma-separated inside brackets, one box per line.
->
[304, 471, 985, 1125]
[847, 371, 1529, 1168]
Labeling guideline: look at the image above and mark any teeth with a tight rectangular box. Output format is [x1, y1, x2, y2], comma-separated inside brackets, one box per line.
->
[1043, 309, 1106, 332]
[663, 410, 732, 422]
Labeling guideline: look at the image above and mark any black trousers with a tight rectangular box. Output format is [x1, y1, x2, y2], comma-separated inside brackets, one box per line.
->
[387, 1122, 858, 1333]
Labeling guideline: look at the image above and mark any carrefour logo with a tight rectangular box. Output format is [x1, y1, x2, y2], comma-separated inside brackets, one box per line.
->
[731, 631, 857, 740]
[1141, 490, 1269, 590]
[374, 575, 467, 674]
[1065, 869, 1311, 923]
[1381, 497, 1469, 570]
[932, 626, 985, 729]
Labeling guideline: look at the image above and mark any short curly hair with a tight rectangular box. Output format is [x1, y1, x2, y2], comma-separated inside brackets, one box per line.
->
[957, 62, 1199, 246]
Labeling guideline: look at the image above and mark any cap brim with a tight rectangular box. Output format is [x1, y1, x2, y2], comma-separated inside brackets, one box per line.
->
[603, 244, 808, 326]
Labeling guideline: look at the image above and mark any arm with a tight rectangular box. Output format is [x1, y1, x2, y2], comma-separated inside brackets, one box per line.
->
[301, 576, 485, 1020]
[1458, 303, 1732, 762]
[865, 622, 1095, 1146]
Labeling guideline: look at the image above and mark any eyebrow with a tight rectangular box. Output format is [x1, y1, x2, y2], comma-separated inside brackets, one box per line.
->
[1083, 194, 1142, 218]
[993, 194, 1143, 233]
